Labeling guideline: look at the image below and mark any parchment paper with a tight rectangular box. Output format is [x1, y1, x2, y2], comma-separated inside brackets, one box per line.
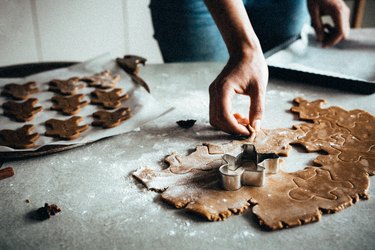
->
[267, 28, 375, 82]
[0, 54, 173, 152]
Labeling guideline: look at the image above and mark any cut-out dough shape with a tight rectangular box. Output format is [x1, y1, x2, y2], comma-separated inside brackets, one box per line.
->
[49, 77, 85, 95]
[1, 82, 38, 100]
[289, 168, 353, 200]
[90, 88, 129, 109]
[81, 70, 120, 89]
[92, 107, 132, 128]
[2, 98, 42, 122]
[45, 116, 88, 140]
[0, 124, 40, 149]
[51, 94, 89, 115]
[133, 98, 375, 230]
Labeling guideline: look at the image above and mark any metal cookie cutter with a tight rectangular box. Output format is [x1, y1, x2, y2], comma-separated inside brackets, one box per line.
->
[219, 144, 280, 191]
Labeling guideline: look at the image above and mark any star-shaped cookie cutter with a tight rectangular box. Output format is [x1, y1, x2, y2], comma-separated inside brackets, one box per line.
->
[219, 144, 280, 191]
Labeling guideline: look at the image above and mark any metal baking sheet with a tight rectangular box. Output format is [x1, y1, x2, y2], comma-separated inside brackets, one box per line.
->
[266, 28, 375, 94]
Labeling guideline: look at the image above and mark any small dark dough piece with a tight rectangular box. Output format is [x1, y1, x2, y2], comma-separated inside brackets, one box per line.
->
[34, 203, 61, 221]
[176, 119, 196, 129]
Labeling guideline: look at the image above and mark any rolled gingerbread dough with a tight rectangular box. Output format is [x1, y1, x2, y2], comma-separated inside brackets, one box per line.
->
[133, 97, 375, 230]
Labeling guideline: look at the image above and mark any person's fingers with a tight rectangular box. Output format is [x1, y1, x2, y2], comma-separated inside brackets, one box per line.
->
[209, 83, 218, 128]
[308, 1, 324, 42]
[208, 49, 268, 136]
[322, 24, 341, 47]
[216, 83, 250, 135]
[323, 3, 350, 47]
[248, 86, 264, 131]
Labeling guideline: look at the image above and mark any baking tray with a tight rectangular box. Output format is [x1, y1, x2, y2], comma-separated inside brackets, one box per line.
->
[265, 35, 375, 94]
[0, 62, 81, 160]
[0, 62, 77, 78]
[0, 60, 164, 161]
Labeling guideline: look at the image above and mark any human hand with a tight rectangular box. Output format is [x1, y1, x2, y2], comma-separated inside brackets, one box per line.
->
[209, 51, 268, 136]
[307, 0, 350, 47]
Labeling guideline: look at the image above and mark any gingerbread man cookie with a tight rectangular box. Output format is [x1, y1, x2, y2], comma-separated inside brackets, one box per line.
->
[92, 107, 132, 128]
[45, 116, 89, 140]
[0, 125, 40, 149]
[48, 77, 85, 95]
[90, 88, 129, 109]
[2, 98, 42, 122]
[81, 70, 120, 89]
[1, 82, 38, 100]
[51, 94, 89, 115]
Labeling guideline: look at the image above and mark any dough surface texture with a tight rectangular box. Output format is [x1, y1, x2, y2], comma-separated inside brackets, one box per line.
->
[133, 98, 375, 230]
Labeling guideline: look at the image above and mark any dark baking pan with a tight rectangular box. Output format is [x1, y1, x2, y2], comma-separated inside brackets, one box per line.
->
[265, 36, 375, 95]
[0, 62, 77, 78]
[268, 65, 375, 94]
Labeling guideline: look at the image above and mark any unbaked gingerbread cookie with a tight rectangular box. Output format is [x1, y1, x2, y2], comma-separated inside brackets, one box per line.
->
[90, 88, 128, 109]
[51, 94, 89, 115]
[0, 125, 40, 149]
[2, 98, 42, 122]
[1, 82, 38, 100]
[92, 107, 132, 128]
[45, 116, 88, 140]
[48, 77, 85, 95]
[81, 70, 120, 89]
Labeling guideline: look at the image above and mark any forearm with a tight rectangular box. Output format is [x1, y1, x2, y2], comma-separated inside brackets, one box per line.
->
[204, 0, 262, 57]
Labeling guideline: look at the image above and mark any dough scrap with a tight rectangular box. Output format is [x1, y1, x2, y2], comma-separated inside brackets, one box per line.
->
[133, 98, 375, 230]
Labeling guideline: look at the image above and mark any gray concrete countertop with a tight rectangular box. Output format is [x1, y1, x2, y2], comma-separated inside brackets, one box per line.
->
[1, 61, 374, 250]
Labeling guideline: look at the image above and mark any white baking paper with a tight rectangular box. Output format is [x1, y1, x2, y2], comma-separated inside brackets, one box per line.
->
[267, 28, 375, 83]
[0, 54, 173, 152]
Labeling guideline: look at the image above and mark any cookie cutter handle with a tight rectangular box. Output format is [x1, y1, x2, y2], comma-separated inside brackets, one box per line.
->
[222, 154, 238, 171]
[241, 144, 258, 162]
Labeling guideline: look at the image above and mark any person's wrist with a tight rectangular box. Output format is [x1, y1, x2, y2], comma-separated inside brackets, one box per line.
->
[228, 38, 263, 61]
[228, 44, 263, 64]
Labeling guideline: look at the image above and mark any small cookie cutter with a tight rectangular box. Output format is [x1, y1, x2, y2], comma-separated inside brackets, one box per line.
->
[219, 144, 280, 191]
